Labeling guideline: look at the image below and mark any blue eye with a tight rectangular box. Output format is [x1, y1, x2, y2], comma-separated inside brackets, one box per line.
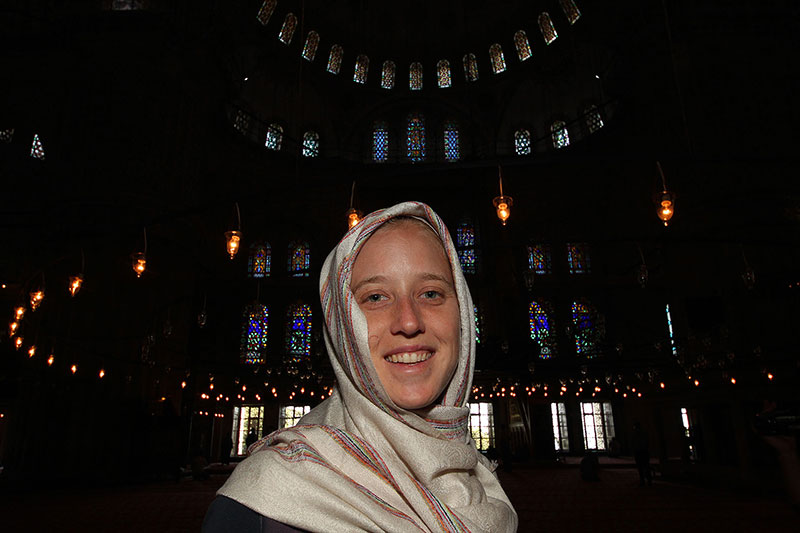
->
[366, 294, 383, 302]
[423, 290, 441, 299]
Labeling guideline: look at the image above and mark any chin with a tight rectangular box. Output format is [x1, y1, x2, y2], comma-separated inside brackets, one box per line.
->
[392, 390, 439, 410]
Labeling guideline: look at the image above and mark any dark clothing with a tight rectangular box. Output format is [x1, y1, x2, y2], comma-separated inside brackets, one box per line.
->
[202, 496, 305, 532]
[632, 427, 652, 486]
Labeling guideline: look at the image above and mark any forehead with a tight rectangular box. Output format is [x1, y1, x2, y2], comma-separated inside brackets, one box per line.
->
[353, 219, 451, 272]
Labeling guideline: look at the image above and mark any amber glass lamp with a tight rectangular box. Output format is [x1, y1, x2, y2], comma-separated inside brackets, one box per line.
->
[225, 203, 243, 259]
[656, 162, 675, 227]
[492, 166, 513, 225]
[68, 275, 84, 297]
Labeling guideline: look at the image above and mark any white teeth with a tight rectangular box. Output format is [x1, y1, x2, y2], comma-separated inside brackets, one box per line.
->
[385, 352, 432, 364]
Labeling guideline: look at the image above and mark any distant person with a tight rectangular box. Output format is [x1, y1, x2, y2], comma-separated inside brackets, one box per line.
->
[244, 428, 258, 450]
[580, 452, 600, 481]
[632, 422, 652, 486]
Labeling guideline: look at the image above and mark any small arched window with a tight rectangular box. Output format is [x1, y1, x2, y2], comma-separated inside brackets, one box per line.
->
[514, 129, 531, 155]
[407, 113, 426, 162]
[302, 31, 320, 61]
[463, 53, 479, 82]
[278, 13, 297, 44]
[373, 121, 389, 162]
[409, 62, 423, 90]
[530, 300, 557, 359]
[437, 60, 452, 88]
[539, 13, 558, 44]
[559, 0, 582, 25]
[527, 244, 552, 274]
[474, 305, 483, 344]
[489, 44, 506, 74]
[327, 45, 343, 74]
[248, 243, 272, 278]
[585, 105, 604, 134]
[443, 120, 460, 162]
[456, 221, 477, 274]
[514, 30, 532, 61]
[353, 55, 369, 84]
[572, 299, 602, 358]
[256, 0, 276, 26]
[567, 243, 591, 274]
[551, 120, 569, 149]
[285, 303, 312, 362]
[30, 134, 45, 160]
[240, 303, 269, 364]
[381, 61, 396, 89]
[287, 241, 311, 277]
[302, 131, 319, 157]
[265, 123, 283, 150]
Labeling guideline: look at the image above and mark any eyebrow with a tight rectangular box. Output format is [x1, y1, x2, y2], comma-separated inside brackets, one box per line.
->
[351, 272, 453, 293]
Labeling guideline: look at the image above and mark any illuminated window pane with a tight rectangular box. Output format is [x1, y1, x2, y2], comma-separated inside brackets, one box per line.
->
[30, 134, 45, 160]
[474, 305, 483, 344]
[437, 60, 451, 88]
[539, 12, 558, 45]
[265, 123, 283, 150]
[240, 303, 268, 364]
[0, 129, 14, 143]
[489, 44, 506, 74]
[287, 241, 310, 277]
[585, 105, 604, 134]
[572, 299, 601, 358]
[302, 131, 319, 157]
[567, 242, 590, 274]
[233, 109, 250, 135]
[666, 304, 678, 356]
[463, 53, 479, 82]
[353, 54, 369, 84]
[551, 120, 569, 149]
[514, 30, 532, 61]
[456, 221, 477, 274]
[468, 402, 495, 451]
[279, 405, 311, 428]
[327, 44, 343, 74]
[247, 243, 272, 278]
[443, 120, 460, 162]
[409, 62, 423, 90]
[407, 113, 425, 162]
[515, 129, 531, 155]
[551, 403, 569, 451]
[527, 244, 552, 274]
[581, 402, 614, 451]
[372, 121, 389, 162]
[381, 60, 396, 89]
[302, 31, 320, 61]
[232, 405, 264, 456]
[559, 0, 582, 25]
[256, 0, 276, 26]
[285, 303, 312, 362]
[530, 300, 557, 359]
[278, 13, 297, 44]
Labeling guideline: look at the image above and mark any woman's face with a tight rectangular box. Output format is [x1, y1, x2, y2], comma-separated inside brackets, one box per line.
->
[351, 221, 461, 410]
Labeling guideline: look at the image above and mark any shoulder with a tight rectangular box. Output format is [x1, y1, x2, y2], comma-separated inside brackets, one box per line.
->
[202, 495, 306, 533]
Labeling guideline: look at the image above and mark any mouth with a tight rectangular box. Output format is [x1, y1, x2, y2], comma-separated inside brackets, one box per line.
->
[384, 351, 433, 364]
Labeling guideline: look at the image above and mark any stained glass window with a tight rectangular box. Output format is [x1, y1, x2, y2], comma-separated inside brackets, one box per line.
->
[353, 54, 369, 84]
[527, 244, 552, 274]
[474, 305, 483, 344]
[539, 12, 558, 44]
[381, 61, 396, 89]
[248, 243, 271, 278]
[551, 120, 569, 149]
[30, 134, 45, 160]
[409, 62, 423, 90]
[585, 105, 604, 134]
[463, 53, 479, 82]
[456, 222, 477, 274]
[515, 129, 531, 155]
[567, 243, 590, 274]
[0, 129, 14, 143]
[279, 405, 311, 428]
[256, 0, 276, 26]
[489, 44, 506, 74]
[327, 45, 343, 74]
[443, 120, 460, 162]
[514, 30, 532, 61]
[302, 31, 320, 61]
[285, 303, 312, 361]
[240, 303, 268, 364]
[302, 131, 319, 157]
[551, 403, 569, 451]
[233, 109, 250, 135]
[407, 113, 425, 162]
[666, 304, 678, 356]
[437, 60, 452, 88]
[372, 121, 389, 162]
[287, 241, 310, 277]
[581, 402, 614, 451]
[572, 299, 601, 358]
[559, 0, 582, 25]
[468, 402, 495, 451]
[278, 13, 297, 44]
[530, 300, 557, 359]
[265, 123, 283, 150]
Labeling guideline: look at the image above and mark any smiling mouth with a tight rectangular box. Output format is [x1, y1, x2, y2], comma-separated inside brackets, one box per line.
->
[384, 351, 433, 364]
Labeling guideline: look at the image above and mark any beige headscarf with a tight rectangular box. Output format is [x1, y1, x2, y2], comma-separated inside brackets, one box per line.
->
[218, 201, 517, 532]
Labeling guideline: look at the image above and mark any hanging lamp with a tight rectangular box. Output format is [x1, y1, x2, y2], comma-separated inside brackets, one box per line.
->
[345, 181, 362, 229]
[68, 250, 85, 297]
[656, 162, 675, 226]
[132, 228, 147, 278]
[492, 166, 513, 225]
[225, 202, 243, 259]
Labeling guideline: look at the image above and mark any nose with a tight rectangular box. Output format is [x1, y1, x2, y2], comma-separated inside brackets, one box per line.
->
[390, 296, 424, 336]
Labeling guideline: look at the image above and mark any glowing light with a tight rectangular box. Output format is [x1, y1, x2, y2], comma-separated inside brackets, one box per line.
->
[209, 383, 214, 390]
[493, 196, 512, 225]
[30, 290, 44, 310]
[47, 354, 54, 366]
[9, 321, 18, 336]
[623, 393, 628, 398]
[27, 346, 35, 358]
[693, 379, 700, 386]
[637, 392, 642, 398]
[71, 364, 77, 374]
[99, 369, 105, 378]
[225, 230, 242, 259]
[132, 252, 147, 278]
[68, 275, 83, 297]
[658, 192, 675, 226]
[15, 337, 23, 350]
[659, 382, 665, 389]
[346, 208, 362, 229]
[767, 373, 774, 381]
[15, 306, 25, 320]
[181, 381, 186, 389]
[730, 377, 736, 384]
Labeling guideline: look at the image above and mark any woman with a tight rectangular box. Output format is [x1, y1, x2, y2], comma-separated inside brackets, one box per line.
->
[204, 201, 517, 532]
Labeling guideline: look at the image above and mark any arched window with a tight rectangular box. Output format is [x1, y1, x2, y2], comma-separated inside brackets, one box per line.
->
[30, 134, 45, 160]
[514, 30, 532, 61]
[455, 221, 477, 274]
[302, 131, 319, 157]
[437, 60, 451, 88]
[285, 303, 312, 362]
[559, 0, 582, 25]
[0, 129, 13, 143]
[302, 31, 319, 61]
[373, 121, 389, 162]
[572, 299, 602, 358]
[265, 123, 283, 150]
[551, 120, 569, 149]
[530, 300, 557, 359]
[474, 305, 483, 344]
[567, 242, 590, 274]
[585, 105, 604, 134]
[240, 303, 268, 364]
[256, 0, 276, 26]
[489, 44, 506, 74]
[407, 113, 426, 162]
[409, 62, 423, 90]
[527, 244, 552, 274]
[287, 241, 310, 277]
[248, 243, 271, 278]
[278, 13, 297, 44]
[443, 120, 460, 162]
[514, 129, 531, 155]
[233, 109, 250, 134]
[539, 13, 558, 44]
[463, 53, 479, 82]
[353, 54, 369, 84]
[381, 60, 396, 89]
[327, 44, 343, 74]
